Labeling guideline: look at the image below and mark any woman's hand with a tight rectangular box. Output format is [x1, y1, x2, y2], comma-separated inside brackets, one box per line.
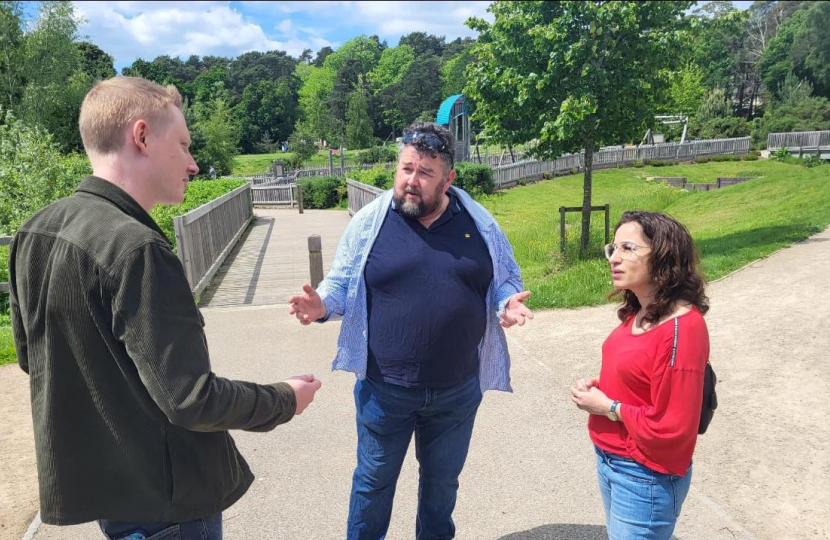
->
[571, 383, 614, 416]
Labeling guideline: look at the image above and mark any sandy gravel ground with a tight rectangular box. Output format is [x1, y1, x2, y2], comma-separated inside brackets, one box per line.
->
[2, 225, 828, 540]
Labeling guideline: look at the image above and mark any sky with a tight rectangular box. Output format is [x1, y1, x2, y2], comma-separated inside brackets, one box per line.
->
[22, 1, 755, 73]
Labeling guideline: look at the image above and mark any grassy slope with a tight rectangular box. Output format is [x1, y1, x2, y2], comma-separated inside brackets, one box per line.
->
[479, 161, 830, 309]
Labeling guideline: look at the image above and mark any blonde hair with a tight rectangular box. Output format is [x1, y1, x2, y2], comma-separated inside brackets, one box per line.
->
[79, 76, 183, 156]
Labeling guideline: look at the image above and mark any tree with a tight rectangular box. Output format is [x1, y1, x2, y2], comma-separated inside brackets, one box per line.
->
[0, 1, 24, 111]
[441, 46, 474, 98]
[299, 48, 313, 64]
[288, 123, 318, 168]
[667, 63, 707, 117]
[346, 78, 373, 149]
[188, 98, 240, 176]
[313, 46, 334, 67]
[467, 1, 691, 252]
[399, 32, 446, 57]
[76, 41, 116, 80]
[235, 78, 299, 153]
[367, 44, 415, 91]
[19, 0, 92, 152]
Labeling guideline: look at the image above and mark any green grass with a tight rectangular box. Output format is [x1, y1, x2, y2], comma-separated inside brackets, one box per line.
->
[233, 149, 366, 175]
[0, 324, 15, 366]
[479, 160, 830, 309]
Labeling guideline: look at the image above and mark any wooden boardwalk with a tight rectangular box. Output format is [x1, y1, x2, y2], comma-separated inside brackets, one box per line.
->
[198, 209, 352, 308]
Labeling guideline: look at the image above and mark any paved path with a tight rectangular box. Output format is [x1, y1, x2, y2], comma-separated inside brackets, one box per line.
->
[199, 209, 352, 308]
[4, 223, 829, 540]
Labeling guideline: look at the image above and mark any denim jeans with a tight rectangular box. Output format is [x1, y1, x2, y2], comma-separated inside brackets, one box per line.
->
[595, 447, 692, 540]
[347, 374, 483, 540]
[98, 513, 222, 540]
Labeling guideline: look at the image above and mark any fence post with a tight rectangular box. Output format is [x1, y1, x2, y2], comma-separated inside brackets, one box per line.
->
[340, 145, 345, 174]
[297, 184, 304, 214]
[604, 204, 610, 245]
[308, 235, 324, 288]
[328, 149, 334, 176]
[559, 206, 566, 254]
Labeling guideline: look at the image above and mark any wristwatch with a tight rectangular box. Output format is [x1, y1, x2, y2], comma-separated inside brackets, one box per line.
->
[606, 400, 620, 422]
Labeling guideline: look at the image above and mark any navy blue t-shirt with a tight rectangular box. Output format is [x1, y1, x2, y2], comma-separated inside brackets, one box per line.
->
[364, 191, 493, 388]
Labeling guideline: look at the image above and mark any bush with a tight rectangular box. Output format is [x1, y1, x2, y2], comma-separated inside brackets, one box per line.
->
[742, 150, 761, 161]
[350, 166, 394, 189]
[296, 176, 345, 209]
[0, 111, 91, 235]
[695, 116, 751, 140]
[643, 159, 676, 167]
[770, 148, 791, 162]
[694, 154, 739, 164]
[454, 163, 495, 196]
[803, 155, 825, 168]
[355, 145, 397, 166]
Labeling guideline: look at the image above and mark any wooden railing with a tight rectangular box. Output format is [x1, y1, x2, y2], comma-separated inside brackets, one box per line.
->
[294, 162, 396, 178]
[251, 183, 298, 206]
[0, 236, 10, 294]
[767, 131, 830, 157]
[493, 137, 751, 187]
[173, 183, 253, 297]
[347, 179, 384, 216]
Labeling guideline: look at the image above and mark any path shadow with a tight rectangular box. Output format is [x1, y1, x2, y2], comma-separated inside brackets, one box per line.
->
[498, 524, 678, 540]
[197, 217, 272, 307]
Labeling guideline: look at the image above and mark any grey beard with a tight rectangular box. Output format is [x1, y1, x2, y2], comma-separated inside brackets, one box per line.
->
[394, 191, 442, 218]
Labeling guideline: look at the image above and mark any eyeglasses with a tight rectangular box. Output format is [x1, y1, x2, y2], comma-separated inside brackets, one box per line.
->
[403, 131, 454, 167]
[603, 241, 651, 260]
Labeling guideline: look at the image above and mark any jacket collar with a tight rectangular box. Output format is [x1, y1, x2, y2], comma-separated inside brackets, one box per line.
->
[75, 176, 169, 243]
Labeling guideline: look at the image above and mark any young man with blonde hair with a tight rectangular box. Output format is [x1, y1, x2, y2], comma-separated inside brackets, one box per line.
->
[8, 76, 321, 540]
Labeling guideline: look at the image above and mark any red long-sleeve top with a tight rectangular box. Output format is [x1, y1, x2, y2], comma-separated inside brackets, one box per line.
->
[589, 307, 709, 476]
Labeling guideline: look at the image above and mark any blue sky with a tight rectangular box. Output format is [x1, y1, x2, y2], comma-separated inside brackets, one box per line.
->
[23, 1, 754, 73]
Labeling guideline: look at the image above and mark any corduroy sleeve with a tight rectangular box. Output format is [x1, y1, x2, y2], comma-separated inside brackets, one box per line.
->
[111, 241, 296, 432]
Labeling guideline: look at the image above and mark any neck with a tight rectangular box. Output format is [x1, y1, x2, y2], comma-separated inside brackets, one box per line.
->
[417, 193, 450, 228]
[633, 286, 656, 314]
[91, 158, 156, 212]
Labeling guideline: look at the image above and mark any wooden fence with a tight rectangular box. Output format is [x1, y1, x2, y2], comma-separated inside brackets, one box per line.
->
[251, 183, 299, 206]
[0, 236, 10, 294]
[173, 183, 253, 297]
[767, 130, 830, 158]
[294, 162, 396, 178]
[347, 179, 384, 216]
[492, 137, 751, 187]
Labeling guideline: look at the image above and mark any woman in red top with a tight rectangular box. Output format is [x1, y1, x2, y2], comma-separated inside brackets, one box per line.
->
[571, 211, 710, 540]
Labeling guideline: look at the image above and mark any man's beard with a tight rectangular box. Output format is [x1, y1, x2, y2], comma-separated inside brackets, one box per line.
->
[393, 185, 444, 218]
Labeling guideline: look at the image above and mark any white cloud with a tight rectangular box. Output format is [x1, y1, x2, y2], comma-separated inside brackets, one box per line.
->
[73, 1, 333, 69]
[71, 1, 491, 71]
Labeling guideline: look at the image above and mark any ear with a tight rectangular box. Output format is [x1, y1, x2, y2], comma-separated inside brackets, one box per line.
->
[443, 169, 456, 192]
[131, 119, 150, 157]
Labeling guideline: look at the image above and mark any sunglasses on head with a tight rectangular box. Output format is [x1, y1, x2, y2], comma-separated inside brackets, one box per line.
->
[403, 132, 453, 167]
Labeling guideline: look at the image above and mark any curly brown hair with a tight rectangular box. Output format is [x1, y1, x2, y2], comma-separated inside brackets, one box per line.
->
[610, 211, 709, 325]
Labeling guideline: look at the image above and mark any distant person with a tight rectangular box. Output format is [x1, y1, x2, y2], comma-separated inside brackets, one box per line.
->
[289, 121, 533, 539]
[209, 164, 216, 179]
[8, 76, 321, 540]
[571, 211, 710, 540]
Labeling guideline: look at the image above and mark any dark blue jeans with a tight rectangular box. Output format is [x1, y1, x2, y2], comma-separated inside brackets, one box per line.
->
[98, 513, 222, 540]
[347, 375, 483, 540]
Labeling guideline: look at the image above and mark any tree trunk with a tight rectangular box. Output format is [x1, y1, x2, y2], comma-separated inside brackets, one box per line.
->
[581, 140, 594, 253]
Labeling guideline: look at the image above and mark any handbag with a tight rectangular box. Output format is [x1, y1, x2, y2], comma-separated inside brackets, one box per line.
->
[670, 318, 718, 435]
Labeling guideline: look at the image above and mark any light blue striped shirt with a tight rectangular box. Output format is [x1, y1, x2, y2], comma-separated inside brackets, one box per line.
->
[317, 186, 524, 393]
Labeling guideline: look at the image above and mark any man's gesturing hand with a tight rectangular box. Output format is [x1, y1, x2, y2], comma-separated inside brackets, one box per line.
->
[288, 283, 327, 325]
[500, 290, 534, 328]
[285, 374, 322, 415]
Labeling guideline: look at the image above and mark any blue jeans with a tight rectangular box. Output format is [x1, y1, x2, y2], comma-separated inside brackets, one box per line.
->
[595, 447, 692, 540]
[98, 513, 221, 540]
[347, 375, 483, 540]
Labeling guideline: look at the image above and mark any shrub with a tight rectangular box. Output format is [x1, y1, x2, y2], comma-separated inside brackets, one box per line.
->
[350, 166, 394, 189]
[355, 145, 397, 166]
[296, 176, 345, 209]
[771, 148, 791, 162]
[454, 163, 495, 196]
[643, 159, 676, 167]
[742, 150, 761, 161]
